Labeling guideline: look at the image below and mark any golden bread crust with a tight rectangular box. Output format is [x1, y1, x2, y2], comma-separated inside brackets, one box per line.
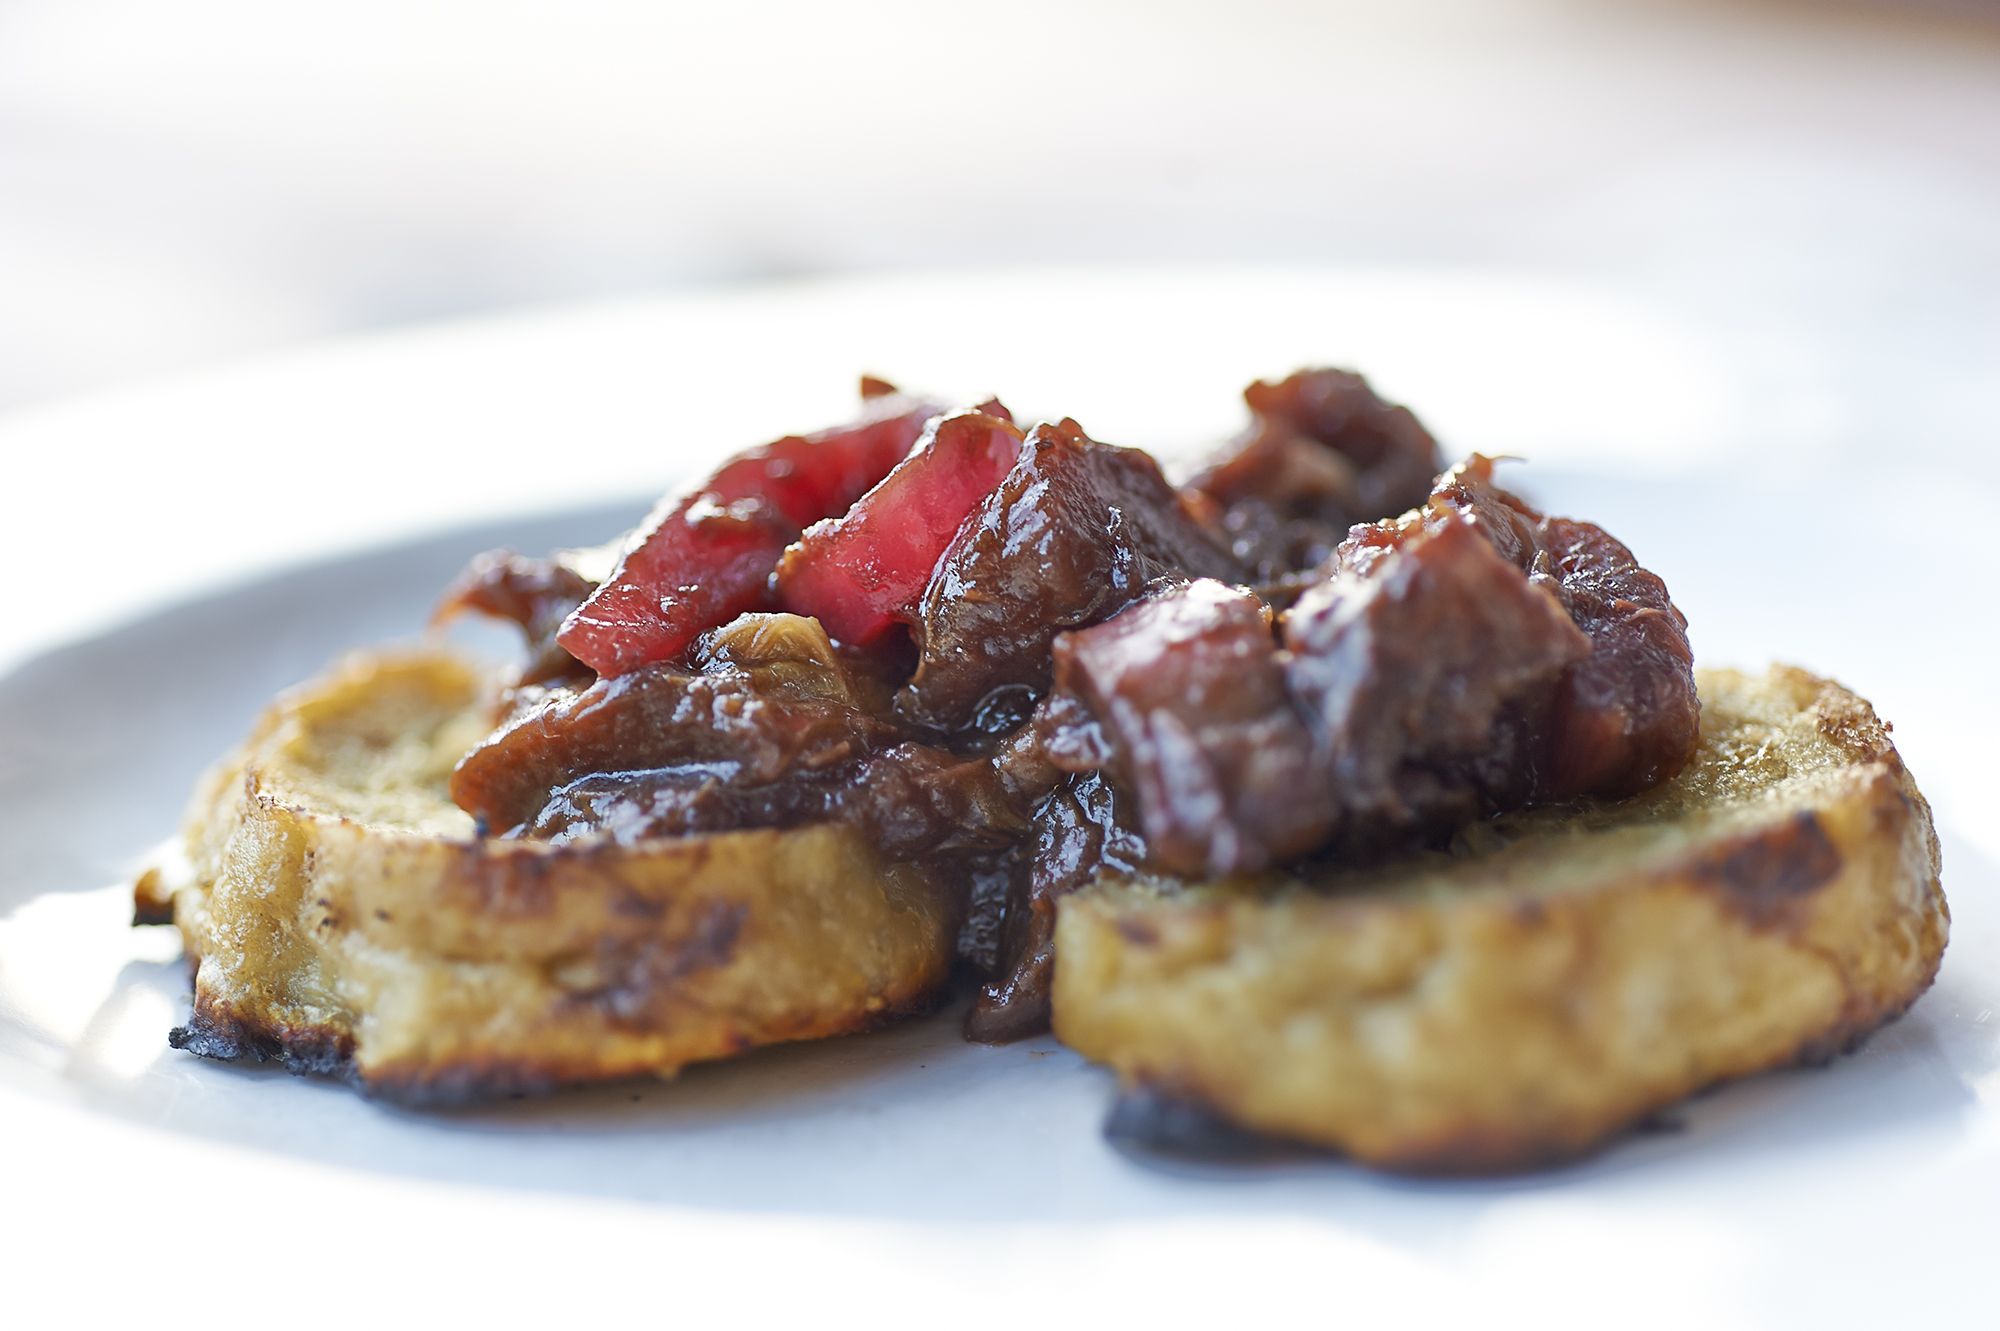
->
[1050, 666, 1947, 1171]
[155, 651, 958, 1101]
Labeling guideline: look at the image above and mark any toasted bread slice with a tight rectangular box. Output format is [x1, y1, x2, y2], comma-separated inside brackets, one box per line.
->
[140, 651, 958, 1102]
[1051, 666, 1947, 1172]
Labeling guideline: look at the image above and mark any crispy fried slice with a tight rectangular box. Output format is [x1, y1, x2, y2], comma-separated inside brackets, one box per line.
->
[147, 651, 958, 1102]
[1051, 666, 1948, 1172]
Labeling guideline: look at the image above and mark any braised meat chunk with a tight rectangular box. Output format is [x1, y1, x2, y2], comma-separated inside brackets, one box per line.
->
[1041, 580, 1328, 876]
[897, 418, 1242, 733]
[1282, 513, 1590, 852]
[452, 612, 898, 840]
[1187, 367, 1442, 587]
[1424, 456, 1702, 799]
[451, 663, 890, 843]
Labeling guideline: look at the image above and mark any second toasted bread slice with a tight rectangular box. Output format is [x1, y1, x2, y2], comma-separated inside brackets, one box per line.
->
[1051, 666, 1947, 1171]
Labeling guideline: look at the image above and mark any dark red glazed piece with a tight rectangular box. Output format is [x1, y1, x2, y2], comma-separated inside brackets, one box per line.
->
[776, 409, 1024, 646]
[556, 391, 952, 676]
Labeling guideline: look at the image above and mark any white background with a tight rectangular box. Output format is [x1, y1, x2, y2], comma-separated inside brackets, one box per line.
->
[2, 0, 1996, 419]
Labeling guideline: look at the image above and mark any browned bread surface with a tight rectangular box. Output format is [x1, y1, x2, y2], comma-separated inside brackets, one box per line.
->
[150, 651, 958, 1102]
[1050, 666, 1947, 1171]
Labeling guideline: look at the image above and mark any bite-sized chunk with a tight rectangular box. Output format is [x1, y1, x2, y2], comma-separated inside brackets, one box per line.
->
[558, 384, 982, 677]
[1187, 367, 1442, 587]
[776, 409, 1024, 646]
[1043, 580, 1329, 876]
[1283, 514, 1591, 850]
[450, 664, 896, 841]
[1536, 516, 1703, 797]
[454, 612, 900, 837]
[898, 419, 1243, 733]
[1424, 457, 1702, 798]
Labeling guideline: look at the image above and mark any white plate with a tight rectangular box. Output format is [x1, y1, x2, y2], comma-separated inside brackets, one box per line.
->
[2, 269, 1994, 1327]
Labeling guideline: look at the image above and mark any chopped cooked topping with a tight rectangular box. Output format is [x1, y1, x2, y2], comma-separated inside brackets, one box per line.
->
[1425, 457, 1701, 798]
[1187, 367, 1442, 591]
[896, 418, 1242, 734]
[444, 370, 1699, 1044]
[776, 408, 1024, 646]
[1043, 580, 1328, 875]
[557, 384, 976, 676]
[449, 661, 893, 842]
[1282, 511, 1591, 852]
[1037, 458, 1696, 879]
